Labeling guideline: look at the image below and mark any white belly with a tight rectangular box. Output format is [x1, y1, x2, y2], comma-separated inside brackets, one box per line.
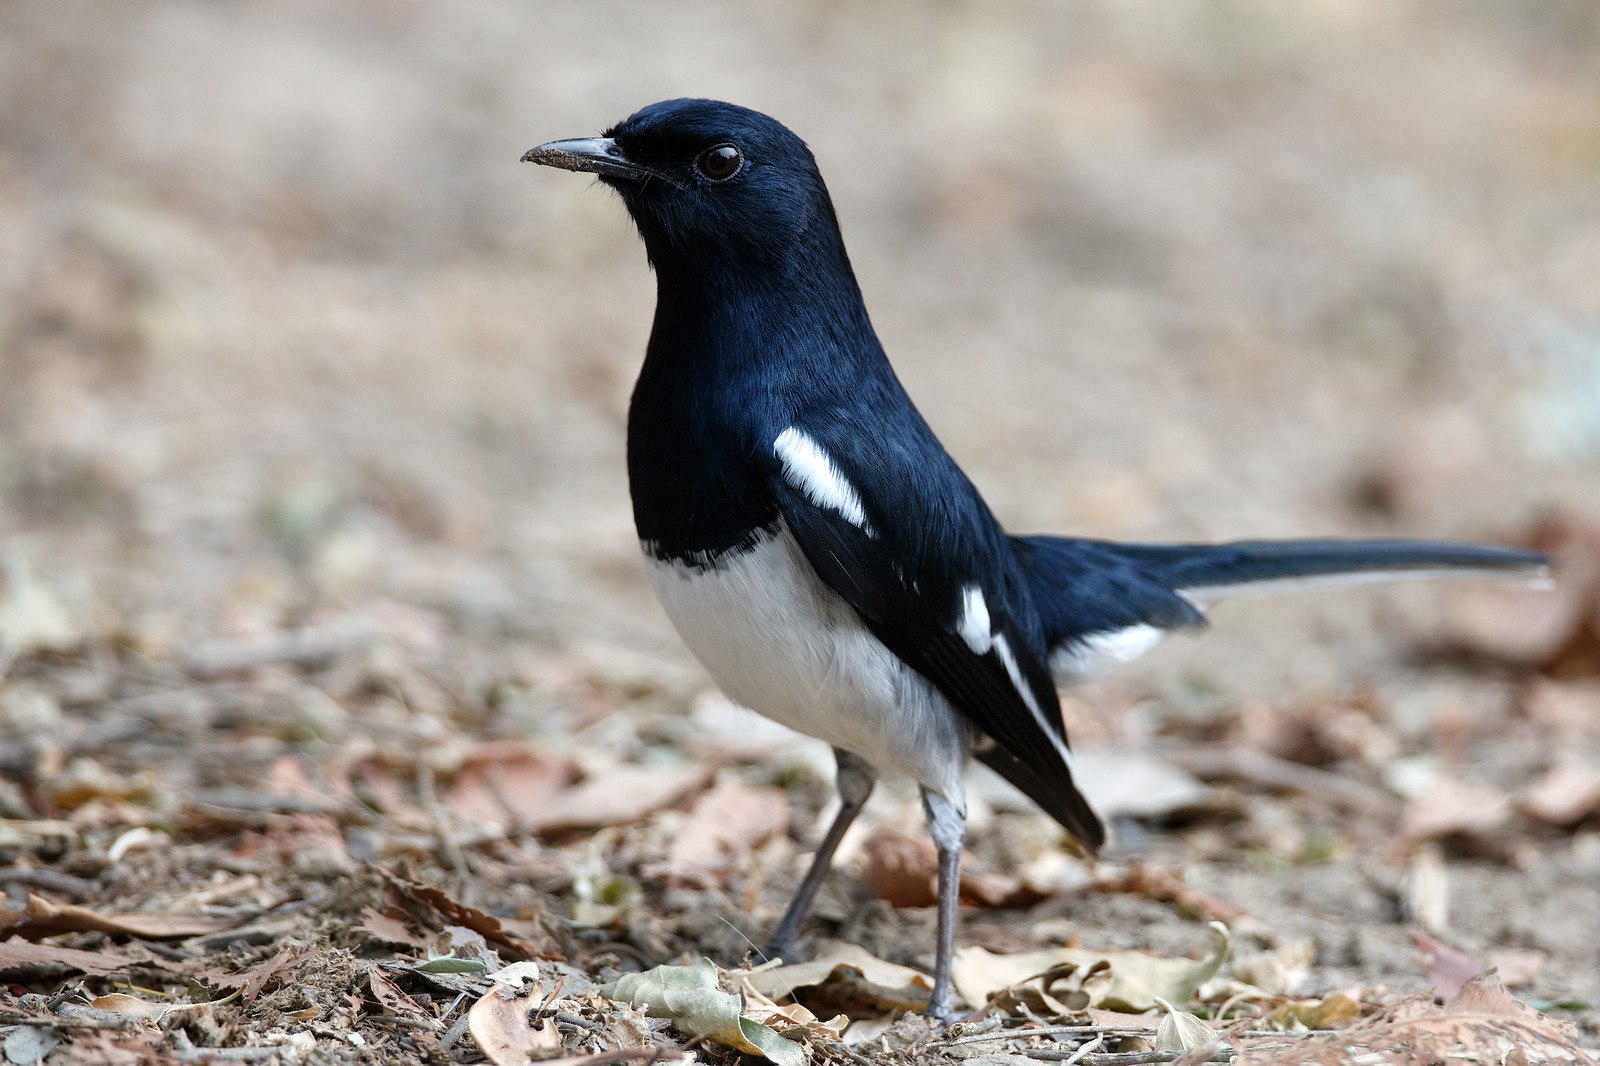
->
[645, 524, 969, 801]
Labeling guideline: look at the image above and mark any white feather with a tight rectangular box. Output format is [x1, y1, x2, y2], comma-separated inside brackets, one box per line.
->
[645, 524, 965, 802]
[773, 427, 874, 533]
[1049, 624, 1166, 680]
[957, 585, 992, 654]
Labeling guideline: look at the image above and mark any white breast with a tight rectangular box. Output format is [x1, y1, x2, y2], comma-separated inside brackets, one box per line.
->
[645, 524, 969, 802]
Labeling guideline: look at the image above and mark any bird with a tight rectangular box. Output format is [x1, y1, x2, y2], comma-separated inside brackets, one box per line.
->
[522, 99, 1551, 1021]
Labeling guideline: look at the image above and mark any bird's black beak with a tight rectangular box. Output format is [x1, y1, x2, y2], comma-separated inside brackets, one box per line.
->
[521, 137, 649, 183]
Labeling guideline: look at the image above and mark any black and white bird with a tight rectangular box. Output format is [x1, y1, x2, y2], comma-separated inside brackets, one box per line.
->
[523, 99, 1550, 1020]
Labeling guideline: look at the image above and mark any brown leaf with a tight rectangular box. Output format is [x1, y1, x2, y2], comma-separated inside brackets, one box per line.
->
[0, 936, 132, 976]
[369, 967, 438, 1030]
[468, 985, 560, 1066]
[525, 762, 712, 835]
[1522, 761, 1600, 825]
[380, 869, 557, 960]
[359, 906, 431, 949]
[861, 826, 1025, 908]
[649, 781, 787, 887]
[442, 742, 576, 830]
[201, 947, 306, 1005]
[88, 993, 169, 1021]
[1410, 931, 1485, 1000]
[744, 939, 932, 1013]
[1, 893, 236, 940]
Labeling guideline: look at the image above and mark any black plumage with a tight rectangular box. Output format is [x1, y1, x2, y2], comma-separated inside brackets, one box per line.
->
[523, 99, 1550, 1020]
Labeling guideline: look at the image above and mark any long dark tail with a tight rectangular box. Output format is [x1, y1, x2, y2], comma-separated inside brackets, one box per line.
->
[1104, 538, 1551, 605]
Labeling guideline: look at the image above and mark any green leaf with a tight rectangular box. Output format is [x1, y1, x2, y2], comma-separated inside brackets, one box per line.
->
[602, 958, 804, 1066]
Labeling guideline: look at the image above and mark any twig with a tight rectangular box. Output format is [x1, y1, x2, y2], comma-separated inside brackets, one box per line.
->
[0, 865, 98, 899]
[415, 764, 469, 878]
[1031, 1050, 1233, 1064]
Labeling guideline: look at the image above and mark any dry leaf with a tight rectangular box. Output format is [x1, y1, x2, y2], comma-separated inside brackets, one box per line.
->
[1154, 995, 1218, 1052]
[0, 937, 131, 976]
[380, 869, 554, 960]
[860, 826, 1029, 908]
[1228, 938, 1314, 997]
[0, 893, 237, 941]
[201, 947, 306, 1005]
[443, 742, 576, 830]
[1522, 761, 1600, 825]
[525, 762, 712, 835]
[1410, 931, 1485, 1000]
[468, 985, 561, 1066]
[650, 781, 787, 887]
[952, 921, 1231, 1013]
[88, 993, 169, 1022]
[743, 939, 933, 1014]
[359, 906, 431, 949]
[604, 958, 804, 1066]
[370, 967, 439, 1030]
[1261, 991, 1361, 1030]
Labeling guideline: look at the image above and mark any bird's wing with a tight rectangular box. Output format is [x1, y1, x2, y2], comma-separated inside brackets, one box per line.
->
[767, 422, 1104, 848]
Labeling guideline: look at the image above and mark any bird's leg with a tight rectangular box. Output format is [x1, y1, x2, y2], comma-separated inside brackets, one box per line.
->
[921, 787, 966, 1023]
[763, 748, 876, 961]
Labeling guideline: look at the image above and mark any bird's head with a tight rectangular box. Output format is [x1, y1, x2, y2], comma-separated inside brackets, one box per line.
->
[524, 99, 842, 276]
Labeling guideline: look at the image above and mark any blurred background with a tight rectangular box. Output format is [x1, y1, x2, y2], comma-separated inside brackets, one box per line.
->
[2, 1, 1595, 693]
[2, 0, 1599, 1045]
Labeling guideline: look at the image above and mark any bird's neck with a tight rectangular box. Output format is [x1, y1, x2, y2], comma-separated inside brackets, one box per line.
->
[643, 237, 881, 388]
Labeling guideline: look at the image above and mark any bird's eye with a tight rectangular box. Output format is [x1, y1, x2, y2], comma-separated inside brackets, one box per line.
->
[695, 144, 743, 182]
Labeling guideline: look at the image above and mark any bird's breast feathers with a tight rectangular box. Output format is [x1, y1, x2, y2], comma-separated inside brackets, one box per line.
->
[645, 520, 972, 798]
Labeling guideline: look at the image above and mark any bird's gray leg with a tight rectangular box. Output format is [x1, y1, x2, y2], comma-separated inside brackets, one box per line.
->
[921, 787, 966, 1023]
[763, 747, 876, 960]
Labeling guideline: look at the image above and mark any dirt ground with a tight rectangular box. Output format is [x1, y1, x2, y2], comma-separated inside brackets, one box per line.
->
[2, 3, 1599, 1063]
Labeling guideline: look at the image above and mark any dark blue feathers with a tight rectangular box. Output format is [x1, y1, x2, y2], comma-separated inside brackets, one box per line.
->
[529, 98, 1550, 852]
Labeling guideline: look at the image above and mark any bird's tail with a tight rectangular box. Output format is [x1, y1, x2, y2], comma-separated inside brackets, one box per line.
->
[1105, 537, 1551, 606]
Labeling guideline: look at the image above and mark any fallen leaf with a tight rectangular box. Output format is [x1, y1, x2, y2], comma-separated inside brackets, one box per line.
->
[526, 762, 713, 835]
[1522, 761, 1600, 826]
[1260, 991, 1361, 1030]
[200, 947, 307, 1005]
[88, 993, 169, 1022]
[370, 968, 438, 1030]
[359, 906, 431, 949]
[380, 869, 554, 960]
[0, 893, 237, 941]
[468, 984, 561, 1066]
[743, 939, 932, 1015]
[0, 937, 134, 976]
[951, 921, 1232, 1013]
[860, 826, 1029, 909]
[604, 957, 804, 1066]
[1229, 938, 1313, 997]
[1154, 995, 1218, 1052]
[649, 781, 788, 887]
[443, 742, 576, 830]
[1410, 931, 1485, 1000]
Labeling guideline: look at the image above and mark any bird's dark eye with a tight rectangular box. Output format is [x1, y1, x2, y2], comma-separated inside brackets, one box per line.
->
[695, 144, 743, 182]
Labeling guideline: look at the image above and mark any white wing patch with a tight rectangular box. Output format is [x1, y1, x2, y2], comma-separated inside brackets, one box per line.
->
[774, 427, 874, 533]
[957, 585, 992, 654]
[1049, 623, 1165, 679]
[993, 632, 1075, 772]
